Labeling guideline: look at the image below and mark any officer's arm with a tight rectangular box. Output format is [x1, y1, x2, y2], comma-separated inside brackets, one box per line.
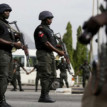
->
[0, 38, 13, 45]
[29, 67, 36, 74]
[22, 67, 29, 74]
[0, 38, 22, 49]
[45, 41, 64, 56]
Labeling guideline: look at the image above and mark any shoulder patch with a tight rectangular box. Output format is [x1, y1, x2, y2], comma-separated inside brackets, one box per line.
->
[38, 31, 44, 37]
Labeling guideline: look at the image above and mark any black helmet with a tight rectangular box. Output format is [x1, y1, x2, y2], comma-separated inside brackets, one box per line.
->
[39, 11, 54, 20]
[0, 3, 12, 14]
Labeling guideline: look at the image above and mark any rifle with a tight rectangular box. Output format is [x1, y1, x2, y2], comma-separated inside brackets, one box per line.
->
[9, 21, 30, 67]
[54, 33, 72, 75]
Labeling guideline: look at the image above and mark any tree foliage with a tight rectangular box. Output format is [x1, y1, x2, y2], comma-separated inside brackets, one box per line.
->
[74, 26, 89, 73]
[62, 23, 89, 74]
[62, 22, 74, 66]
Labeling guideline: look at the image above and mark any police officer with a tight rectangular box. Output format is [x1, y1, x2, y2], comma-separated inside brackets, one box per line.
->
[28, 64, 41, 92]
[11, 58, 28, 91]
[78, 60, 91, 88]
[34, 11, 64, 103]
[78, 4, 107, 107]
[0, 3, 22, 107]
[58, 58, 70, 88]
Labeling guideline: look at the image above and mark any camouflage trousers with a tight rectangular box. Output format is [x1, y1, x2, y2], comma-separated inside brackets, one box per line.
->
[0, 50, 13, 101]
[60, 73, 69, 88]
[36, 50, 56, 97]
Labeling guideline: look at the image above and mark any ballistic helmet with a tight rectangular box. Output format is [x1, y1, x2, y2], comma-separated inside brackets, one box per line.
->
[0, 3, 12, 14]
[39, 11, 54, 20]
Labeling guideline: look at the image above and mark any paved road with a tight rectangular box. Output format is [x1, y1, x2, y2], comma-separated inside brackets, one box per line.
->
[6, 85, 83, 107]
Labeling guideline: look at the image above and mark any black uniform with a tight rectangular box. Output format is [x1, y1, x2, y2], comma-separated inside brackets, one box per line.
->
[79, 63, 91, 88]
[11, 60, 24, 91]
[34, 23, 56, 102]
[0, 6, 13, 107]
[58, 60, 69, 88]
[33, 65, 41, 91]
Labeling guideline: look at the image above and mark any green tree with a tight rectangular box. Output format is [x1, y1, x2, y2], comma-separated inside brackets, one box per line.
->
[63, 22, 74, 66]
[74, 26, 89, 73]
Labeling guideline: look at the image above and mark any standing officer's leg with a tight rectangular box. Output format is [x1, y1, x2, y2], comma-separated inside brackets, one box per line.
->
[11, 74, 17, 91]
[60, 76, 64, 88]
[17, 74, 24, 91]
[0, 52, 12, 107]
[82, 75, 86, 88]
[47, 55, 56, 93]
[37, 51, 55, 103]
[38, 64, 55, 103]
[64, 76, 69, 88]
[35, 76, 39, 92]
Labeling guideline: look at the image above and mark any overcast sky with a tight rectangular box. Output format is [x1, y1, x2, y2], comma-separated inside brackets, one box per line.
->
[0, 0, 105, 55]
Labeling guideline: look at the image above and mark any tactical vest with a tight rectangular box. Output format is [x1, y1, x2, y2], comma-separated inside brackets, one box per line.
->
[0, 19, 14, 52]
[34, 24, 57, 52]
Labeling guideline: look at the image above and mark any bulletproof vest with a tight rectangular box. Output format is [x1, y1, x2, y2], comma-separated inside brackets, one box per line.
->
[59, 62, 67, 72]
[81, 64, 90, 75]
[0, 19, 14, 52]
[34, 24, 57, 51]
[42, 25, 58, 47]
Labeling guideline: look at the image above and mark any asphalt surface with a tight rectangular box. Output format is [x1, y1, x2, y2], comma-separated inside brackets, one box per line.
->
[6, 85, 83, 107]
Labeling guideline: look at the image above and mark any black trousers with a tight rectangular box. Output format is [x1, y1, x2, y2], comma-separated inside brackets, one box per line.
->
[11, 73, 23, 90]
[0, 50, 13, 101]
[37, 50, 56, 97]
[60, 74, 69, 88]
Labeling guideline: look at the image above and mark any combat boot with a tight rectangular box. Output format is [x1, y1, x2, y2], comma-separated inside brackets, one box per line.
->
[38, 94, 56, 103]
[19, 84, 24, 91]
[0, 100, 11, 107]
[11, 88, 17, 91]
[20, 89, 24, 91]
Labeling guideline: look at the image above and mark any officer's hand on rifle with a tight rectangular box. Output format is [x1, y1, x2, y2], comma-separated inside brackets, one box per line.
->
[13, 42, 23, 49]
[57, 50, 65, 56]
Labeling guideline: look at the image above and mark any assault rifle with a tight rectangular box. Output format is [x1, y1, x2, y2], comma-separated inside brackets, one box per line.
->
[54, 33, 72, 75]
[9, 21, 30, 66]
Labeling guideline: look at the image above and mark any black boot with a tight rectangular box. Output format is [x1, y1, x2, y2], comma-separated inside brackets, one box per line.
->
[0, 98, 12, 107]
[38, 94, 56, 103]
[19, 84, 24, 91]
[11, 88, 17, 91]
[0, 101, 12, 107]
[20, 89, 24, 91]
